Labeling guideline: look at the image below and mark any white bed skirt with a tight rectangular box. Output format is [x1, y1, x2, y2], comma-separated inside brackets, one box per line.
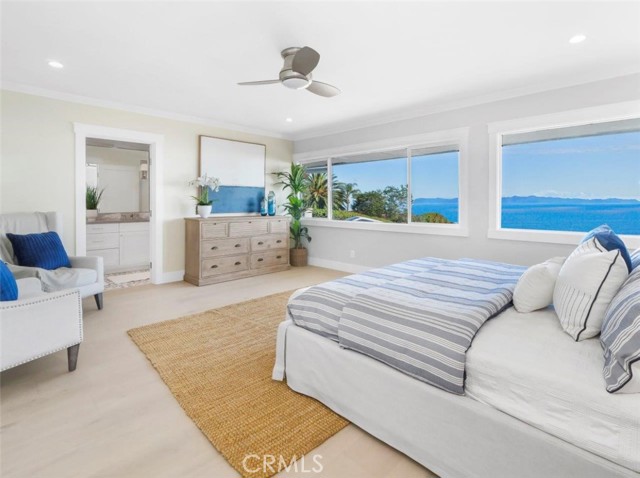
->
[273, 319, 637, 478]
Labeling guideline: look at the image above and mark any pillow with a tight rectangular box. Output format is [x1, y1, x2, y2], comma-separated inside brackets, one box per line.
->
[631, 248, 640, 271]
[513, 257, 565, 313]
[601, 267, 640, 393]
[0, 261, 18, 301]
[6, 231, 71, 270]
[581, 225, 632, 272]
[553, 238, 628, 341]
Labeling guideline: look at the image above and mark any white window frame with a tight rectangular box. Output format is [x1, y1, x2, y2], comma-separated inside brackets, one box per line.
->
[488, 101, 640, 249]
[295, 128, 469, 237]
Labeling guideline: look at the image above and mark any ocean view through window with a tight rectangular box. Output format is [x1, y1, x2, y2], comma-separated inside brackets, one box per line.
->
[304, 144, 461, 225]
[501, 118, 640, 235]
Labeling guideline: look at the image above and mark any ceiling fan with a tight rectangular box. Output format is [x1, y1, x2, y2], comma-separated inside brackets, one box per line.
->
[238, 46, 340, 97]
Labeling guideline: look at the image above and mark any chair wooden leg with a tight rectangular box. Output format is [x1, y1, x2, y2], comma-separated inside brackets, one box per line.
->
[94, 293, 104, 310]
[67, 344, 80, 372]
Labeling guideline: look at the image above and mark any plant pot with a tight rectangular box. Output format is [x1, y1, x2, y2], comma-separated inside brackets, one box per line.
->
[86, 209, 98, 219]
[197, 205, 212, 218]
[290, 247, 308, 267]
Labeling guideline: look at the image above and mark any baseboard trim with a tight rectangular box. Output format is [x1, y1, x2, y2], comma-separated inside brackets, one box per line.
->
[308, 257, 370, 274]
[156, 270, 185, 284]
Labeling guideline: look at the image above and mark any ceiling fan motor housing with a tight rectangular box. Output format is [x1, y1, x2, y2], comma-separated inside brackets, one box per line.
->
[280, 47, 311, 89]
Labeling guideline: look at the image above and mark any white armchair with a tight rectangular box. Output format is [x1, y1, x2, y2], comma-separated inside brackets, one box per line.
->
[1, 278, 83, 372]
[0, 211, 104, 309]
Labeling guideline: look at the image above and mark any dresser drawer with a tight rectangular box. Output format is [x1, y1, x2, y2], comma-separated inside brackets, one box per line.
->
[201, 238, 250, 258]
[229, 220, 268, 237]
[201, 255, 249, 277]
[251, 235, 287, 252]
[251, 250, 288, 269]
[86, 233, 119, 250]
[87, 223, 118, 234]
[269, 219, 289, 234]
[201, 222, 228, 239]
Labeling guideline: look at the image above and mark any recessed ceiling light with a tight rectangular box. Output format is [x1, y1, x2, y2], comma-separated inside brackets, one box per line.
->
[569, 34, 586, 44]
[285, 117, 293, 123]
[47, 60, 64, 69]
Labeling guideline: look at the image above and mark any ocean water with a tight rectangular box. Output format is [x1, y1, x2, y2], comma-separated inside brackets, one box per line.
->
[411, 198, 640, 235]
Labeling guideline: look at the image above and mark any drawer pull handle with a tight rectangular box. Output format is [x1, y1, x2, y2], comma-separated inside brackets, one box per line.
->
[257, 258, 264, 262]
[235, 243, 241, 248]
[277, 255, 282, 259]
[276, 240, 282, 244]
[235, 261, 241, 266]
[211, 265, 218, 269]
[211, 246, 218, 250]
[258, 241, 264, 245]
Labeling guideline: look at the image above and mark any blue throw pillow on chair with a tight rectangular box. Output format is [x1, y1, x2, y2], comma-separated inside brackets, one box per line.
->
[0, 261, 18, 301]
[7, 231, 71, 270]
[581, 224, 633, 272]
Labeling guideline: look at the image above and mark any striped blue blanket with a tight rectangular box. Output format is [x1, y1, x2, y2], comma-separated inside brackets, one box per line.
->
[288, 258, 525, 394]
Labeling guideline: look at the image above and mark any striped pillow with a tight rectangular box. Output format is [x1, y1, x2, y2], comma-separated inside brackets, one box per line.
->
[601, 268, 640, 393]
[553, 238, 628, 341]
[632, 248, 640, 271]
[6, 231, 71, 270]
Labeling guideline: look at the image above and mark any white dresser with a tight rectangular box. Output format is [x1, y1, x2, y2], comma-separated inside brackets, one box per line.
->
[86, 222, 150, 272]
[184, 216, 290, 286]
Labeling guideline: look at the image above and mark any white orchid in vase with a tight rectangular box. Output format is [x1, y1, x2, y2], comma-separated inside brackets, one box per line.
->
[189, 174, 220, 205]
[189, 174, 220, 218]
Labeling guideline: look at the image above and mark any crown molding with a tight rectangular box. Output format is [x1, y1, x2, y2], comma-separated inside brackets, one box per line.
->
[0, 81, 292, 141]
[290, 69, 640, 143]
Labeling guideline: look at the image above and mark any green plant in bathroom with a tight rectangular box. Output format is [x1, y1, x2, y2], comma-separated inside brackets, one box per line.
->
[86, 186, 105, 210]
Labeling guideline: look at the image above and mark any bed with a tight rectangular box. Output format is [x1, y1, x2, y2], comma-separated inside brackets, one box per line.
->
[272, 259, 640, 478]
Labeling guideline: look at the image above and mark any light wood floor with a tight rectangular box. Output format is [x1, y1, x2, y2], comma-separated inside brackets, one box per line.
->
[0, 266, 436, 478]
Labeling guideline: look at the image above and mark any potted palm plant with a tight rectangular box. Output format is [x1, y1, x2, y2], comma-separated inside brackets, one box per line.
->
[86, 186, 104, 219]
[275, 163, 311, 267]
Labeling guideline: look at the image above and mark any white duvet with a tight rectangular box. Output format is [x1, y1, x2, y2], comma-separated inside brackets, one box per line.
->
[466, 306, 640, 472]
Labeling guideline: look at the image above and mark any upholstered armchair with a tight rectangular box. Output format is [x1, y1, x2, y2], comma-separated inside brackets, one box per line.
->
[0, 212, 104, 309]
[0, 278, 83, 372]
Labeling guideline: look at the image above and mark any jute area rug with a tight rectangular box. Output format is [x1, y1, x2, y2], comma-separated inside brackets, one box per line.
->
[128, 291, 349, 478]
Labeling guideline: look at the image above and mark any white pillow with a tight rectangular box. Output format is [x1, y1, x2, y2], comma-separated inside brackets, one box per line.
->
[553, 238, 628, 341]
[513, 257, 565, 313]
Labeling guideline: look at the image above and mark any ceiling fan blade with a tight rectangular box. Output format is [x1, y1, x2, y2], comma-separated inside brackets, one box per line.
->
[237, 80, 280, 86]
[306, 81, 341, 97]
[292, 47, 320, 75]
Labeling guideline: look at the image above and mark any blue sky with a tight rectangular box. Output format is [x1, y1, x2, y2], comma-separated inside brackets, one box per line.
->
[332, 152, 459, 199]
[502, 131, 640, 200]
[328, 131, 640, 200]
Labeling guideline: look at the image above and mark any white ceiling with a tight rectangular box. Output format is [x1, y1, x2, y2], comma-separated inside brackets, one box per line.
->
[2, 1, 640, 140]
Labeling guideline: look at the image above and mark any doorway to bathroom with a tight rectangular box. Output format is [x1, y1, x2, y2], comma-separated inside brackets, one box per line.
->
[74, 124, 164, 285]
[86, 138, 151, 289]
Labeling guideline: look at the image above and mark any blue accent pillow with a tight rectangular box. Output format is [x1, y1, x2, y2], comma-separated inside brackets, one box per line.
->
[7, 231, 71, 270]
[0, 261, 18, 301]
[581, 225, 632, 272]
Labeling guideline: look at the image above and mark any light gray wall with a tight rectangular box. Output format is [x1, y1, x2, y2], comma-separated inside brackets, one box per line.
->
[295, 74, 640, 270]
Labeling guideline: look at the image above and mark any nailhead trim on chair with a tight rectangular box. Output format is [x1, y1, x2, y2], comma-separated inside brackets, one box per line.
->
[0, 289, 83, 371]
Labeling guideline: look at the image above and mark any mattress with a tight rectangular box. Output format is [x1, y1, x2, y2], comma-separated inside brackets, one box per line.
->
[465, 306, 640, 472]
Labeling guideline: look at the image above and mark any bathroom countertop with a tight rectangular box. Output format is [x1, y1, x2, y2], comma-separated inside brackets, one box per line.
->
[87, 213, 150, 224]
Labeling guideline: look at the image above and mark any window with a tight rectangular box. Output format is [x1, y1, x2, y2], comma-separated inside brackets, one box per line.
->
[306, 161, 329, 218]
[331, 150, 407, 223]
[300, 134, 464, 231]
[411, 146, 459, 224]
[500, 118, 640, 236]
